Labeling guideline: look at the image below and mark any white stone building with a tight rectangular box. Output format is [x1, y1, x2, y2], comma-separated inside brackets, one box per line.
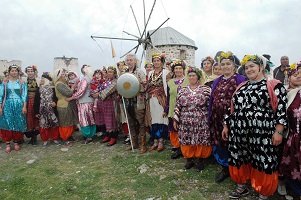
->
[54, 56, 79, 75]
[145, 27, 198, 67]
[0, 60, 22, 77]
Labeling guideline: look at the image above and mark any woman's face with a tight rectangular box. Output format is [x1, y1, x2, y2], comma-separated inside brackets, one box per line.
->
[289, 68, 301, 88]
[26, 68, 35, 79]
[94, 72, 102, 79]
[244, 61, 264, 81]
[40, 78, 45, 85]
[145, 64, 154, 75]
[152, 58, 163, 69]
[102, 70, 107, 78]
[9, 68, 19, 78]
[213, 66, 222, 76]
[107, 69, 115, 80]
[220, 59, 235, 77]
[68, 73, 76, 80]
[188, 72, 199, 85]
[202, 61, 213, 73]
[174, 66, 184, 78]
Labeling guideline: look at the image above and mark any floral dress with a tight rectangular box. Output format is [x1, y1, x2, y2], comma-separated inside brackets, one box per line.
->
[280, 91, 301, 180]
[210, 75, 239, 146]
[226, 79, 287, 174]
[38, 85, 59, 129]
[174, 85, 212, 146]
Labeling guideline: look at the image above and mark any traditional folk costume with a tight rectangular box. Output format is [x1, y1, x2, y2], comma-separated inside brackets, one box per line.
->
[70, 65, 96, 144]
[164, 59, 189, 159]
[200, 56, 218, 87]
[0, 65, 27, 152]
[123, 61, 147, 153]
[146, 53, 169, 152]
[174, 67, 212, 171]
[226, 55, 287, 199]
[99, 66, 118, 146]
[34, 73, 59, 145]
[208, 52, 246, 183]
[54, 68, 78, 146]
[23, 65, 40, 145]
[279, 63, 301, 196]
[90, 69, 104, 112]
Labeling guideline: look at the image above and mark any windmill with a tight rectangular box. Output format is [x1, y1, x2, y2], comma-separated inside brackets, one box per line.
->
[90, 0, 169, 63]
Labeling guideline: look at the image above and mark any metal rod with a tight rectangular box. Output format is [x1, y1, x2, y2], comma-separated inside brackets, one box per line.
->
[130, 5, 142, 37]
[141, 0, 157, 39]
[120, 44, 139, 58]
[123, 31, 140, 39]
[91, 35, 138, 41]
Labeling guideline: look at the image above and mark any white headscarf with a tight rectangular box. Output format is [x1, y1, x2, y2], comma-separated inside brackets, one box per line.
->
[53, 68, 66, 83]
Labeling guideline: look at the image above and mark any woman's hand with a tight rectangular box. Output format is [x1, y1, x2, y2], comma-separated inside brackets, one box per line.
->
[22, 107, 27, 115]
[272, 131, 283, 146]
[162, 112, 167, 118]
[222, 125, 229, 141]
[51, 102, 56, 107]
[173, 121, 178, 131]
[92, 93, 99, 98]
[65, 97, 72, 102]
[0, 108, 2, 116]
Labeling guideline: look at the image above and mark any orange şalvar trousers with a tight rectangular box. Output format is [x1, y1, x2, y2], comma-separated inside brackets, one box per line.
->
[1, 130, 24, 142]
[169, 131, 180, 148]
[40, 127, 59, 142]
[181, 145, 212, 158]
[59, 126, 74, 140]
[229, 163, 278, 196]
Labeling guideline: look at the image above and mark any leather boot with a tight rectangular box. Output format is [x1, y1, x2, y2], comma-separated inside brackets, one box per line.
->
[215, 166, 230, 183]
[184, 158, 194, 169]
[140, 136, 147, 154]
[126, 136, 139, 151]
[194, 158, 205, 172]
[171, 148, 183, 159]
[157, 138, 164, 151]
[149, 139, 158, 152]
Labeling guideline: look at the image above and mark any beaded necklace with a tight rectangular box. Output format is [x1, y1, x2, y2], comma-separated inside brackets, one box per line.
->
[151, 70, 163, 84]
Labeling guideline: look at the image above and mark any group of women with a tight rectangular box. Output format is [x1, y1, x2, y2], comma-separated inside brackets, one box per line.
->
[0, 51, 301, 199]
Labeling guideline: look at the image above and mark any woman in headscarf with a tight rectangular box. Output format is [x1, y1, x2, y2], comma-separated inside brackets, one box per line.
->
[0, 64, 27, 152]
[173, 67, 212, 171]
[164, 59, 189, 159]
[200, 56, 218, 87]
[279, 62, 301, 197]
[53, 68, 78, 146]
[34, 72, 60, 146]
[146, 52, 169, 152]
[97, 66, 119, 146]
[23, 65, 40, 145]
[222, 55, 287, 200]
[208, 51, 246, 183]
[66, 65, 96, 144]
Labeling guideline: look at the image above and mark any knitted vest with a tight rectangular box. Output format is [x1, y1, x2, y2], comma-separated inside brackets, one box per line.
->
[55, 81, 69, 108]
[167, 77, 189, 118]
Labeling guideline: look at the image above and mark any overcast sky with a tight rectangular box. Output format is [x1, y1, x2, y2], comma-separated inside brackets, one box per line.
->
[1, 0, 300, 74]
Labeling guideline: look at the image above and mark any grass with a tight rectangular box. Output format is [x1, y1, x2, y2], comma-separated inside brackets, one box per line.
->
[0, 132, 290, 200]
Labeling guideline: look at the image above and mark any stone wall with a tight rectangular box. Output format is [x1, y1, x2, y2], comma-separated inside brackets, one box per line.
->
[54, 56, 79, 75]
[146, 45, 196, 67]
[0, 60, 22, 77]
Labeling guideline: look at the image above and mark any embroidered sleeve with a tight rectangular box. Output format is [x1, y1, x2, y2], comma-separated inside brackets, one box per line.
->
[99, 80, 117, 100]
[274, 83, 287, 126]
[72, 79, 88, 100]
[138, 70, 147, 93]
[21, 82, 28, 103]
[0, 83, 4, 104]
[174, 88, 184, 123]
[56, 83, 73, 97]
[164, 86, 170, 114]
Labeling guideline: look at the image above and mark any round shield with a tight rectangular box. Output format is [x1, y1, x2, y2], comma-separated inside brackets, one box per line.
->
[117, 73, 140, 98]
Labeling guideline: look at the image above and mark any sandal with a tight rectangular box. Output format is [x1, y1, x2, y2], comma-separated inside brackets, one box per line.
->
[5, 144, 11, 153]
[63, 141, 72, 147]
[14, 143, 21, 151]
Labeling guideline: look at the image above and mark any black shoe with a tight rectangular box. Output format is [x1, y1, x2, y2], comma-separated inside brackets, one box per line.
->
[229, 187, 249, 199]
[28, 138, 33, 145]
[68, 136, 76, 142]
[171, 149, 183, 159]
[184, 158, 194, 169]
[215, 167, 230, 183]
[18, 139, 24, 144]
[32, 137, 37, 146]
[194, 158, 205, 172]
[171, 147, 178, 152]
